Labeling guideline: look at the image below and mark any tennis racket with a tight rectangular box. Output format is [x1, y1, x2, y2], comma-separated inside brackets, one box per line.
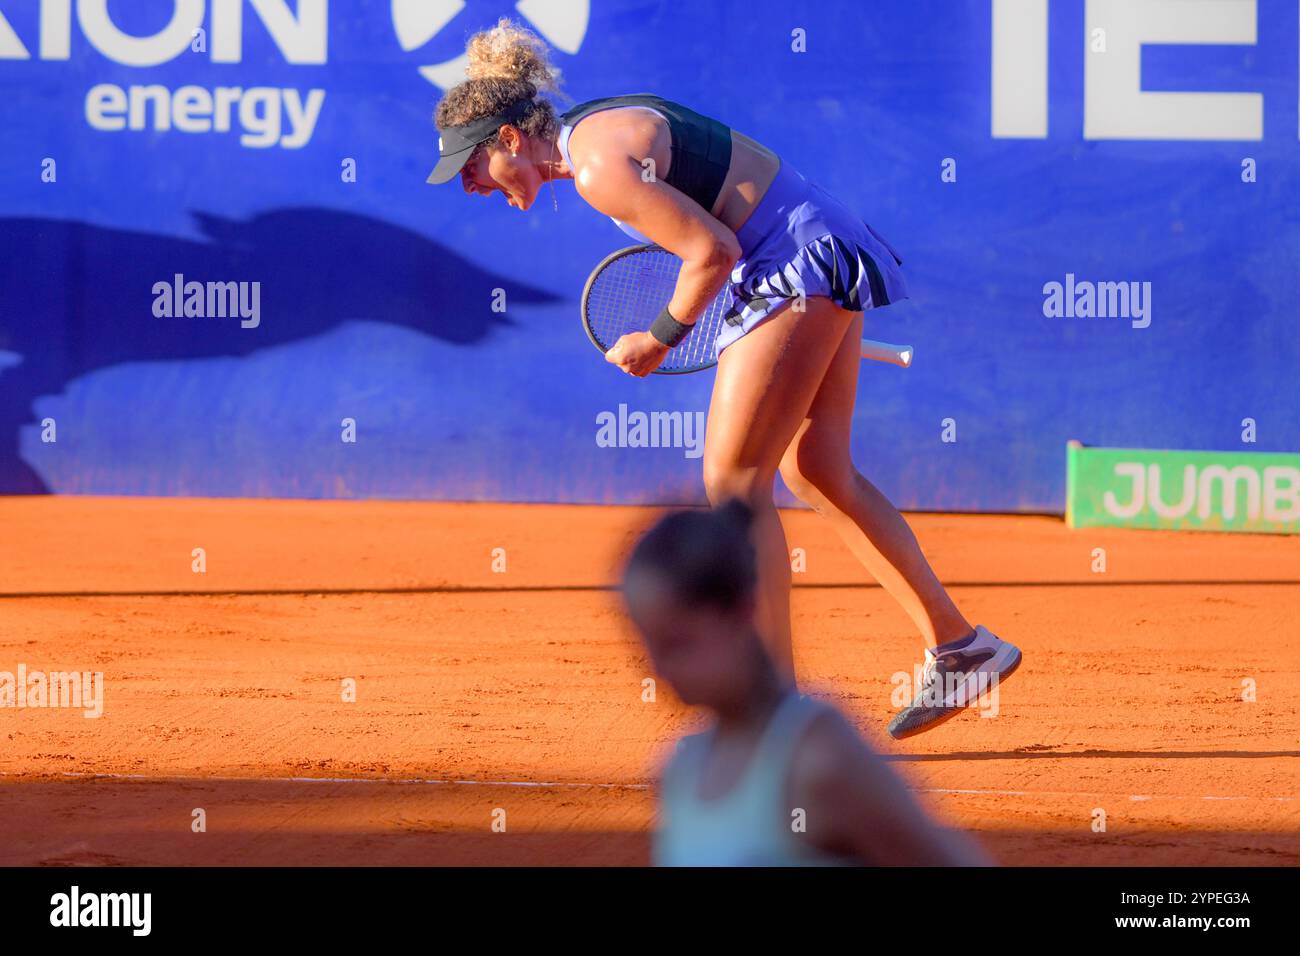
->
[580, 244, 913, 375]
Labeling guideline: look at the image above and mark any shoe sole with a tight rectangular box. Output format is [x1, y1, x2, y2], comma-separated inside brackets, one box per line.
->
[887, 644, 1023, 741]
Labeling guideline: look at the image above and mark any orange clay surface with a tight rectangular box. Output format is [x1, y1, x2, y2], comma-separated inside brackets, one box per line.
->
[0, 496, 1297, 866]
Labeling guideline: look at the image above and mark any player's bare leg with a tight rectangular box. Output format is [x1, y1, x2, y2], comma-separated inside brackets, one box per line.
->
[777, 310, 972, 650]
[702, 298, 849, 678]
[778, 310, 1021, 737]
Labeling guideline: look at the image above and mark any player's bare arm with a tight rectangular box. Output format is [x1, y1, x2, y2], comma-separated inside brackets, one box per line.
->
[567, 115, 740, 376]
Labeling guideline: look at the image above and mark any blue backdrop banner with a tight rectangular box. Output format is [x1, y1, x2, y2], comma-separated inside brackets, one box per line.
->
[1, 1, 1296, 509]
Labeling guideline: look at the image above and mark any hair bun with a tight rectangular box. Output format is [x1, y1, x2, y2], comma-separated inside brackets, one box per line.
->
[623, 501, 759, 611]
[465, 17, 562, 93]
[715, 497, 755, 533]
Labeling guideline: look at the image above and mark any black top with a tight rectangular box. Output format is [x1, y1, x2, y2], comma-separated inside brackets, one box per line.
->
[559, 94, 734, 213]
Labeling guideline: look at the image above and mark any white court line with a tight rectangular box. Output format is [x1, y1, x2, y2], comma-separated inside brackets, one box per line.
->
[916, 787, 1295, 802]
[0, 771, 1293, 802]
[46, 771, 648, 790]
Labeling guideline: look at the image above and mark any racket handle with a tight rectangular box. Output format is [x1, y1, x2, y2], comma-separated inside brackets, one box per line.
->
[860, 339, 913, 368]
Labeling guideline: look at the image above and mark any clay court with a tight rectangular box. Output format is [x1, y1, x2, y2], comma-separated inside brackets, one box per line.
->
[1, 496, 1295, 866]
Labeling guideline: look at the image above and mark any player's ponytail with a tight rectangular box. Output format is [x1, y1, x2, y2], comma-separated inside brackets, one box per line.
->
[714, 498, 755, 538]
[624, 499, 758, 611]
[434, 18, 563, 147]
[464, 18, 563, 93]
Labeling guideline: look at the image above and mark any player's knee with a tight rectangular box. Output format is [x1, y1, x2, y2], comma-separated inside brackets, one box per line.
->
[779, 461, 823, 509]
[779, 448, 853, 514]
[702, 461, 772, 506]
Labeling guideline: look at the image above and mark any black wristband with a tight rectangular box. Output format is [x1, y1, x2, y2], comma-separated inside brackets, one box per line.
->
[649, 306, 693, 348]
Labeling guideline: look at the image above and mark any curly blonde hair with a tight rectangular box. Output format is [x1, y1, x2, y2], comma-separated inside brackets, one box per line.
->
[434, 18, 564, 151]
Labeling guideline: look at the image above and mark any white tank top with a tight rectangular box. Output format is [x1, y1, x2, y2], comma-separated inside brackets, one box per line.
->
[654, 692, 852, 866]
[556, 105, 667, 245]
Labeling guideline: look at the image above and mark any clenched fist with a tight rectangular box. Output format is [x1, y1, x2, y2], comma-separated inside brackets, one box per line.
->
[605, 331, 670, 377]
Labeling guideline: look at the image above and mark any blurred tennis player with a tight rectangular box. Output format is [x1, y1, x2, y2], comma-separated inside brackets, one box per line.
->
[426, 19, 1021, 738]
[623, 501, 992, 865]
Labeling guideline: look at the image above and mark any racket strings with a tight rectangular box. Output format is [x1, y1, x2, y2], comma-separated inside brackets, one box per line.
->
[584, 248, 730, 373]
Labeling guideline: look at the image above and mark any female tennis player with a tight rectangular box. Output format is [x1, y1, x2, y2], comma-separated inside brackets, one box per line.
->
[427, 19, 1021, 739]
[623, 500, 992, 865]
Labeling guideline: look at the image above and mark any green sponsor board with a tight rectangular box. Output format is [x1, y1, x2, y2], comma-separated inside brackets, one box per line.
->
[1066, 442, 1300, 534]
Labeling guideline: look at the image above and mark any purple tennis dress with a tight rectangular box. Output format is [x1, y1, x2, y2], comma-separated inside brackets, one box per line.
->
[717, 159, 910, 353]
[557, 104, 910, 356]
